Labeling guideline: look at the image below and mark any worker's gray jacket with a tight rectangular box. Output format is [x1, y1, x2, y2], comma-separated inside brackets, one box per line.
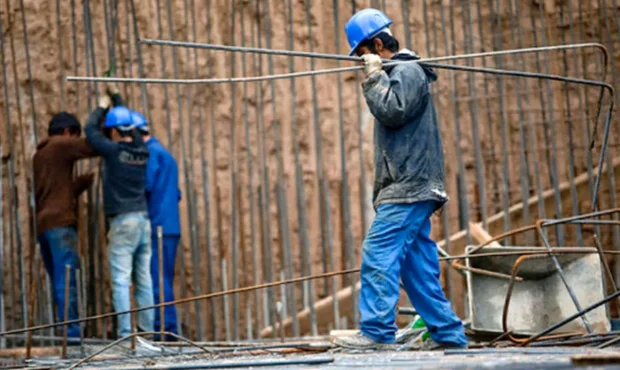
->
[362, 49, 448, 211]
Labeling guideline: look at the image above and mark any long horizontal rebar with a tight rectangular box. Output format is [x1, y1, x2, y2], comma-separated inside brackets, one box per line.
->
[66, 61, 614, 92]
[139, 39, 607, 70]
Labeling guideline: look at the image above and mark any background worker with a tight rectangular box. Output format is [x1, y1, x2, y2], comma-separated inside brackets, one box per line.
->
[84, 93, 154, 339]
[33, 112, 96, 338]
[334, 8, 467, 350]
[131, 110, 182, 340]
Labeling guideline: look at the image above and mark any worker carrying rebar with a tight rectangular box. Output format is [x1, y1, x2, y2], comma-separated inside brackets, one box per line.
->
[33, 112, 97, 338]
[84, 84, 154, 339]
[334, 8, 467, 350]
[130, 110, 182, 341]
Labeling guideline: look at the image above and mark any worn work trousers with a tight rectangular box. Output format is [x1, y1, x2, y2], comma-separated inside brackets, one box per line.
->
[108, 212, 155, 339]
[38, 226, 81, 338]
[150, 234, 179, 340]
[359, 201, 467, 346]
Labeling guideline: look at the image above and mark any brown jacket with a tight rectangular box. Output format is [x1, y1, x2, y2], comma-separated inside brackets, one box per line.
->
[33, 136, 97, 235]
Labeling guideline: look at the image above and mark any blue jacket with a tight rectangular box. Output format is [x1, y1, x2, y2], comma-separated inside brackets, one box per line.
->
[362, 49, 447, 211]
[146, 137, 181, 236]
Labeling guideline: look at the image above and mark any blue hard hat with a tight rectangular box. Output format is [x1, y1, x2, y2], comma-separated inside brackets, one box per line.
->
[131, 110, 150, 133]
[104, 106, 134, 130]
[344, 8, 393, 56]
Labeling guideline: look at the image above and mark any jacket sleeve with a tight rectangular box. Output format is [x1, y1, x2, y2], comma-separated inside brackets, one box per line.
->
[361, 64, 428, 129]
[111, 93, 125, 107]
[145, 152, 158, 194]
[84, 107, 118, 157]
[72, 174, 94, 196]
[60, 137, 98, 161]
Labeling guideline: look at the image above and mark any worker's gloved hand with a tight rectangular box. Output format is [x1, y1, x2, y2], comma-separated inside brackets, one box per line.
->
[106, 82, 120, 96]
[98, 94, 112, 109]
[362, 54, 383, 77]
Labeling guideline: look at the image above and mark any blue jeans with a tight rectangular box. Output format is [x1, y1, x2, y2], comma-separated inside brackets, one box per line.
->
[108, 212, 154, 338]
[359, 201, 467, 347]
[150, 235, 179, 339]
[38, 226, 80, 338]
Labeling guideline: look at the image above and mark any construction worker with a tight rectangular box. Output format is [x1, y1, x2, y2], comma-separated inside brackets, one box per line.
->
[84, 91, 154, 339]
[33, 112, 96, 338]
[335, 9, 467, 350]
[131, 110, 182, 340]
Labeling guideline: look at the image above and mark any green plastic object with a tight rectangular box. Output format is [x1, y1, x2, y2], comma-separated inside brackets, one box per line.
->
[411, 315, 430, 341]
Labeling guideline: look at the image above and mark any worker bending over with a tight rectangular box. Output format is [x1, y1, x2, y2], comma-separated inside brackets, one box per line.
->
[335, 9, 467, 350]
[84, 88, 154, 339]
[33, 112, 96, 338]
[131, 111, 182, 340]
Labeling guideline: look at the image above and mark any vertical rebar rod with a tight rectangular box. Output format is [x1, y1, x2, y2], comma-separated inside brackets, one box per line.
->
[351, 1, 368, 264]
[163, 0, 203, 340]
[254, 0, 277, 334]
[222, 258, 231, 341]
[62, 265, 70, 359]
[304, 0, 340, 330]
[486, 0, 512, 240]
[203, 0, 218, 340]
[510, 0, 546, 234]
[228, 0, 241, 341]
[286, 0, 317, 336]
[445, 0, 471, 245]
[473, 1, 502, 218]
[558, 2, 584, 247]
[179, 0, 203, 341]
[498, 0, 532, 246]
[17, 0, 37, 144]
[56, 0, 66, 110]
[129, 0, 151, 126]
[263, 0, 298, 338]
[0, 10, 27, 331]
[423, 0, 452, 302]
[76, 268, 85, 357]
[532, 2, 564, 244]
[240, 3, 260, 339]
[400, 0, 412, 50]
[460, 0, 487, 228]
[0, 142, 4, 349]
[70, 0, 80, 112]
[333, 0, 356, 329]
[597, 0, 620, 257]
[157, 227, 165, 340]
